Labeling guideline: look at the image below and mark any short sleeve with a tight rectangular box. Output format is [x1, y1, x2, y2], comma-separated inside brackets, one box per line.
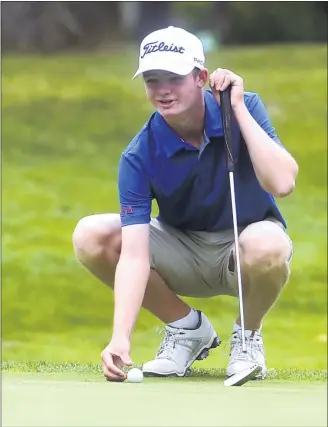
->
[245, 93, 282, 145]
[118, 153, 153, 227]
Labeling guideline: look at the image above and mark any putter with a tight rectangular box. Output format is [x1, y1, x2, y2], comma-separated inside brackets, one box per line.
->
[219, 87, 261, 386]
[224, 364, 262, 387]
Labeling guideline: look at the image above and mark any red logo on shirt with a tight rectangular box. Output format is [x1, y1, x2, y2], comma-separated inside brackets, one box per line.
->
[121, 206, 134, 215]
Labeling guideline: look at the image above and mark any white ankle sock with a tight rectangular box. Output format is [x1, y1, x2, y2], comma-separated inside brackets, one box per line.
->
[168, 308, 199, 329]
[233, 322, 261, 335]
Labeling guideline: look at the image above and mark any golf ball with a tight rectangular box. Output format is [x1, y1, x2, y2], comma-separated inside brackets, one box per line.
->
[127, 368, 143, 383]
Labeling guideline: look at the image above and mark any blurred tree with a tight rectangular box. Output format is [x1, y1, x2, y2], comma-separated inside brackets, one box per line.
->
[1, 2, 82, 52]
[1, 1, 327, 52]
[134, 1, 171, 41]
[172, 1, 327, 45]
[225, 1, 327, 44]
[1, 1, 121, 52]
[211, 1, 232, 44]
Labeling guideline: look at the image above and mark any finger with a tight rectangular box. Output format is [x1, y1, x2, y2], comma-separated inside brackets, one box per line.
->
[220, 75, 231, 91]
[102, 360, 126, 382]
[209, 74, 216, 88]
[102, 353, 126, 378]
[105, 371, 125, 382]
[106, 374, 125, 382]
[210, 68, 220, 86]
[112, 354, 132, 373]
[102, 363, 125, 382]
[210, 68, 224, 88]
[224, 71, 241, 87]
[215, 73, 226, 91]
[121, 353, 133, 366]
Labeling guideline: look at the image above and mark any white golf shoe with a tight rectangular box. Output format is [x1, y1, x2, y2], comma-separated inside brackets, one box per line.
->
[142, 311, 221, 377]
[226, 330, 267, 379]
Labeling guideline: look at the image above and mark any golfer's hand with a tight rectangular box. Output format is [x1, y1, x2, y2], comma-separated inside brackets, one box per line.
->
[101, 337, 133, 381]
[209, 68, 244, 110]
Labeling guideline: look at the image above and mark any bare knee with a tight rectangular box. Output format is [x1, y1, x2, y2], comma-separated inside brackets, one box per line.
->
[239, 225, 291, 274]
[72, 214, 121, 265]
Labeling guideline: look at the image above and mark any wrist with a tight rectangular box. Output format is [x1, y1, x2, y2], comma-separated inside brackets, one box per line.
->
[112, 326, 131, 341]
[232, 102, 247, 115]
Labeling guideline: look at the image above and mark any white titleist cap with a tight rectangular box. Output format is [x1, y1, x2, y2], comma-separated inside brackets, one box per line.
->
[132, 26, 205, 79]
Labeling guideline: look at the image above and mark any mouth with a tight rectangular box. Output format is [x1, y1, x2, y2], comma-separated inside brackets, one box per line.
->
[157, 100, 176, 108]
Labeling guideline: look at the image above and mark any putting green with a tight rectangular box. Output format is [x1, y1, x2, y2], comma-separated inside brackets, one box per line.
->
[3, 373, 327, 426]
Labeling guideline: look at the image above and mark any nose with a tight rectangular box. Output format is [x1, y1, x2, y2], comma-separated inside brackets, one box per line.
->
[157, 81, 172, 95]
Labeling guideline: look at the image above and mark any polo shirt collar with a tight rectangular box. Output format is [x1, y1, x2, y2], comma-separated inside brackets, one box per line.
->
[151, 90, 224, 158]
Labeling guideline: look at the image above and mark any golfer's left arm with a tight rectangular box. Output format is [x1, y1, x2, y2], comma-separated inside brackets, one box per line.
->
[234, 98, 299, 198]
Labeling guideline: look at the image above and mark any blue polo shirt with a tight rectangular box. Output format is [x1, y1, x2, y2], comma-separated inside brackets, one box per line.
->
[118, 90, 287, 231]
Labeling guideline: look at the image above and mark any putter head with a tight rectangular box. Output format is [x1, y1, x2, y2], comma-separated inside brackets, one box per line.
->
[224, 364, 262, 387]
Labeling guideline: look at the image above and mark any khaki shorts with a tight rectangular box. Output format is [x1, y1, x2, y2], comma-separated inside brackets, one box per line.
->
[149, 217, 293, 298]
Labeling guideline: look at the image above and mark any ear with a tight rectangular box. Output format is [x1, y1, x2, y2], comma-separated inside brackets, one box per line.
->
[197, 69, 209, 88]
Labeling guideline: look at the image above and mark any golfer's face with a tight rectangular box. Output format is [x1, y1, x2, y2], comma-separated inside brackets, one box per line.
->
[143, 70, 198, 117]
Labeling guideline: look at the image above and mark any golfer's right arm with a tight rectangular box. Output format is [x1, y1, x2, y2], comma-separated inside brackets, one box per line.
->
[112, 223, 150, 340]
[112, 151, 153, 341]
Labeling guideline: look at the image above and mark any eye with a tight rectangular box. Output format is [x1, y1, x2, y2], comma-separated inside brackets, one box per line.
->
[171, 76, 183, 81]
[144, 76, 158, 84]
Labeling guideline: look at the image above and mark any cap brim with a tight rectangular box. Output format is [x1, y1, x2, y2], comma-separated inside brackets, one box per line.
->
[132, 61, 194, 80]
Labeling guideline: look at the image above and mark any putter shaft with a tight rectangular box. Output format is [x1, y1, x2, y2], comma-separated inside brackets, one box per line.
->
[229, 172, 247, 353]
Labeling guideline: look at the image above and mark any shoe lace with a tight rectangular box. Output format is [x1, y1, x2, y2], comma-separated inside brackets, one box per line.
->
[223, 331, 263, 360]
[156, 326, 182, 359]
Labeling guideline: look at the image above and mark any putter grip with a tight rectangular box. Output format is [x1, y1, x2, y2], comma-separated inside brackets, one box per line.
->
[219, 87, 235, 172]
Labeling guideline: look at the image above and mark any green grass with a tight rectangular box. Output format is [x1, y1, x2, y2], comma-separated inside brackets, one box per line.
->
[3, 372, 327, 427]
[2, 44, 327, 374]
[2, 361, 327, 382]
